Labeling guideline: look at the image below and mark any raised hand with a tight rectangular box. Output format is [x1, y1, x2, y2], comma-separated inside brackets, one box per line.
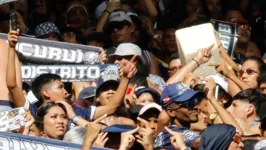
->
[24, 111, 35, 129]
[7, 26, 19, 48]
[193, 44, 214, 65]
[99, 48, 107, 64]
[92, 132, 109, 147]
[124, 84, 137, 109]
[135, 117, 154, 150]
[86, 114, 108, 143]
[119, 127, 139, 150]
[106, 0, 121, 13]
[164, 127, 188, 150]
[203, 78, 217, 100]
[55, 101, 76, 120]
[209, 62, 231, 77]
[119, 55, 138, 79]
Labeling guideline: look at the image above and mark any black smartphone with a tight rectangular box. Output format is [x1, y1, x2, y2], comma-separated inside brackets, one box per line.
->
[9, 3, 17, 31]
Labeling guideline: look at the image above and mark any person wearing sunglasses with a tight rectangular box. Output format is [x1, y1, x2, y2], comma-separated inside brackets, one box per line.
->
[154, 82, 204, 149]
[199, 124, 244, 150]
[225, 9, 260, 62]
[214, 56, 263, 96]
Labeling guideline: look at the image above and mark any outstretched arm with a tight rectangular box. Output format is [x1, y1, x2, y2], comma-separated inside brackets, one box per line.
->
[166, 44, 214, 85]
[93, 56, 137, 120]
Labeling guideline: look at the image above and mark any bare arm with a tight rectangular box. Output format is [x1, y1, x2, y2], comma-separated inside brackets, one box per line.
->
[96, 0, 121, 32]
[166, 44, 214, 85]
[204, 79, 243, 136]
[93, 56, 137, 120]
[143, 0, 158, 20]
[6, 29, 25, 107]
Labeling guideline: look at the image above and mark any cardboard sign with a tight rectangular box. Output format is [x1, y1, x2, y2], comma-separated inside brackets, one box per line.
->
[211, 19, 238, 58]
[0, 33, 101, 64]
[175, 23, 220, 77]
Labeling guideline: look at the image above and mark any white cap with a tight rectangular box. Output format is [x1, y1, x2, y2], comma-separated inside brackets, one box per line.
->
[95, 1, 108, 19]
[109, 11, 132, 24]
[138, 103, 162, 116]
[108, 43, 146, 65]
[206, 74, 229, 92]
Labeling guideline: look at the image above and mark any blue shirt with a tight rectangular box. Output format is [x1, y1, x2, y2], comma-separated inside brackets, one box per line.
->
[154, 125, 200, 149]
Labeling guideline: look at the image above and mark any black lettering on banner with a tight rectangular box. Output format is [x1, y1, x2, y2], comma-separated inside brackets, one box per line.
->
[0, 33, 101, 64]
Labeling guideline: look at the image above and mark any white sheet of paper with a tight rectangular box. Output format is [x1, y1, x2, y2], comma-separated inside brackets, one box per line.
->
[175, 23, 220, 77]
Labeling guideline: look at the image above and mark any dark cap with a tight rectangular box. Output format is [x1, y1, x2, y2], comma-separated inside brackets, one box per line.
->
[160, 82, 204, 108]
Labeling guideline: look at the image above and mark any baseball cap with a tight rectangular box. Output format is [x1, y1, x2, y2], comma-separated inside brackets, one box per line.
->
[78, 87, 96, 100]
[160, 82, 204, 108]
[154, 125, 200, 149]
[135, 87, 161, 104]
[96, 65, 120, 97]
[138, 103, 162, 116]
[101, 124, 135, 133]
[108, 43, 146, 65]
[205, 75, 229, 92]
[35, 22, 61, 38]
[109, 11, 132, 24]
[231, 17, 249, 24]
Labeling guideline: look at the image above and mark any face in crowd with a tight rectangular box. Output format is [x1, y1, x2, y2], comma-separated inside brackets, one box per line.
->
[206, 0, 222, 19]
[185, 0, 204, 16]
[42, 79, 69, 102]
[96, 83, 118, 106]
[163, 28, 178, 54]
[225, 10, 251, 44]
[166, 98, 200, 124]
[239, 60, 260, 88]
[36, 103, 68, 140]
[107, 21, 135, 46]
[168, 58, 182, 77]
[66, 2, 88, 27]
[135, 92, 155, 106]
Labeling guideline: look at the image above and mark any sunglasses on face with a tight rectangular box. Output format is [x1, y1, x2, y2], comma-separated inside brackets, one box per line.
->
[177, 98, 198, 108]
[238, 24, 251, 30]
[232, 135, 242, 144]
[239, 68, 258, 77]
[107, 21, 131, 33]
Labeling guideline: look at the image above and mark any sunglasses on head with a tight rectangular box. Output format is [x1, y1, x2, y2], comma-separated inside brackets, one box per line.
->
[239, 68, 258, 76]
[107, 21, 131, 33]
[232, 135, 242, 144]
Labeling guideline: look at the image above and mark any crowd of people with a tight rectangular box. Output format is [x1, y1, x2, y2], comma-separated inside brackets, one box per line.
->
[1, 0, 266, 149]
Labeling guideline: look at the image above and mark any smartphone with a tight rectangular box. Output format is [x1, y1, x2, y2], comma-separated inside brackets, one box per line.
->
[9, 3, 17, 31]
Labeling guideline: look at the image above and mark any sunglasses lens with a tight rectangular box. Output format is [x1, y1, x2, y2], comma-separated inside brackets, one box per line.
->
[234, 136, 242, 144]
[246, 68, 255, 75]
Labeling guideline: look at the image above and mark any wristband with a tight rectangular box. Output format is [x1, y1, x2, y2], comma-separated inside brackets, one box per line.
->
[104, 10, 111, 15]
[126, 88, 132, 95]
[72, 115, 81, 123]
[192, 58, 200, 67]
